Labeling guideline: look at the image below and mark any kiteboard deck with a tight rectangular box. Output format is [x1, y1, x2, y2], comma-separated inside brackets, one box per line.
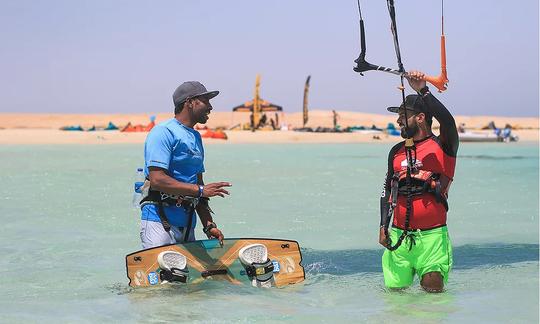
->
[126, 238, 304, 288]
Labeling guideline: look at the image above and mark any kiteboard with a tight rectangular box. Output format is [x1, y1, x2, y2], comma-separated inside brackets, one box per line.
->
[126, 238, 304, 288]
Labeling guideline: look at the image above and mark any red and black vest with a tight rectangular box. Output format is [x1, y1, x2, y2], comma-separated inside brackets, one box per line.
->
[390, 136, 456, 230]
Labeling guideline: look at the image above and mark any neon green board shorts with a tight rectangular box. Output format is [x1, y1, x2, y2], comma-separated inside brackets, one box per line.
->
[382, 226, 453, 288]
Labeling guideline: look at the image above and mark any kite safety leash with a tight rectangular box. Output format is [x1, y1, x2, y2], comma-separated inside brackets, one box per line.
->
[383, 0, 416, 252]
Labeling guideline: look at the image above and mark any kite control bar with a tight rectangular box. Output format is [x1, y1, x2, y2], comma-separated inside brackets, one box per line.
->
[353, 0, 448, 92]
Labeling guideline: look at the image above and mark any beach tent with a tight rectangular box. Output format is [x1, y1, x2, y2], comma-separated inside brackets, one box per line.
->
[231, 74, 284, 131]
[232, 100, 283, 130]
[232, 100, 283, 113]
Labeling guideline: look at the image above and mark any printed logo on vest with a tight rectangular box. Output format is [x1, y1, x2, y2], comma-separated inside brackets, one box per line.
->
[400, 158, 423, 170]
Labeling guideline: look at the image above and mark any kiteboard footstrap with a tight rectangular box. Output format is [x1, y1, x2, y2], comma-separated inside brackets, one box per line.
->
[239, 244, 275, 288]
[244, 260, 274, 279]
[158, 251, 189, 284]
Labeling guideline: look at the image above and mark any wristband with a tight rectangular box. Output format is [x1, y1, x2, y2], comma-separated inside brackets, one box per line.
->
[418, 86, 430, 97]
[203, 222, 217, 234]
[197, 185, 204, 198]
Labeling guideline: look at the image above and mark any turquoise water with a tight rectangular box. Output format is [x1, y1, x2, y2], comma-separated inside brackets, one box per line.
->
[0, 143, 538, 323]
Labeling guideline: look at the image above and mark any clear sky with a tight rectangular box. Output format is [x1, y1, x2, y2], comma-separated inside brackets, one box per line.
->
[1, 0, 538, 116]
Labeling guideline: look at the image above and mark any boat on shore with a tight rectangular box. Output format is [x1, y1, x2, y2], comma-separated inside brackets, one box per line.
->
[458, 131, 519, 143]
[459, 131, 500, 142]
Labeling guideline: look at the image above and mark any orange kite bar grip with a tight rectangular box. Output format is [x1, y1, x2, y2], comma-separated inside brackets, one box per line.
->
[423, 35, 448, 92]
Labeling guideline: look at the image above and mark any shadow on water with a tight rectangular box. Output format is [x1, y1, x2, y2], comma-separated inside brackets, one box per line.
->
[109, 244, 538, 295]
[302, 243, 539, 275]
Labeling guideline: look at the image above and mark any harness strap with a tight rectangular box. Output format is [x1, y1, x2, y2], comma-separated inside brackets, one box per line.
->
[141, 189, 199, 234]
[386, 230, 407, 251]
[183, 204, 195, 243]
[157, 199, 172, 232]
[390, 171, 451, 211]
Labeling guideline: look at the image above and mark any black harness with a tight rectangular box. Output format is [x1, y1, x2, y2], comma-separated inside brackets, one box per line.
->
[140, 189, 208, 243]
[391, 170, 450, 211]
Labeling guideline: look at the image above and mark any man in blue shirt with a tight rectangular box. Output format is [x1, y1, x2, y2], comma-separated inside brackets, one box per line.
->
[140, 81, 231, 249]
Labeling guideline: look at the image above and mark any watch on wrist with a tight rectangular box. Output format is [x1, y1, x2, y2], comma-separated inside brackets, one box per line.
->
[203, 222, 217, 234]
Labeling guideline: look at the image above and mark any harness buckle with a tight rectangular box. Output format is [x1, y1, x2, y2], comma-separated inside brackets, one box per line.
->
[175, 196, 184, 208]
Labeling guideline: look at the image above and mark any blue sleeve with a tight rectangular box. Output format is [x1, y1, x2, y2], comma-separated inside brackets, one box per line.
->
[196, 131, 206, 173]
[144, 126, 174, 173]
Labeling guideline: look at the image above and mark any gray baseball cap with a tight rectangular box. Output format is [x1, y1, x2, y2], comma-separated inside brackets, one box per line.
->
[172, 81, 219, 108]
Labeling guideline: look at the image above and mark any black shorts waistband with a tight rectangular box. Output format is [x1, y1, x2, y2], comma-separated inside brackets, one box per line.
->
[391, 224, 447, 232]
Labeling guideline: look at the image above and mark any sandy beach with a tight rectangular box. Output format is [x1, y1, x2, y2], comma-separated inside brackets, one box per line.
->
[0, 111, 538, 144]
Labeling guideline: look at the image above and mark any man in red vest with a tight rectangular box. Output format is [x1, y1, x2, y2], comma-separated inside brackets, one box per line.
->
[379, 70, 459, 293]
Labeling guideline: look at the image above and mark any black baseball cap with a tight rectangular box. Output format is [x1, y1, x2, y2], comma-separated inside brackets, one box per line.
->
[387, 94, 426, 114]
[173, 81, 219, 108]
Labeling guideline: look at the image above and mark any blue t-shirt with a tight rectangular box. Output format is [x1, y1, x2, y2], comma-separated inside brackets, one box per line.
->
[142, 118, 205, 227]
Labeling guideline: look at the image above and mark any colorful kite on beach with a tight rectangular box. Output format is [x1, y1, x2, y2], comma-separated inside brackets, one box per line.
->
[120, 116, 156, 133]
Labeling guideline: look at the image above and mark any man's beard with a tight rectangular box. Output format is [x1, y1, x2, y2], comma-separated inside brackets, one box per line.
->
[400, 123, 419, 138]
[193, 109, 210, 124]
[198, 114, 209, 124]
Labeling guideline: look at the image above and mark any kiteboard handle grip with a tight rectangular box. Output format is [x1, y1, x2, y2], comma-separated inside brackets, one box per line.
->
[423, 74, 448, 92]
[201, 269, 228, 278]
[421, 35, 448, 92]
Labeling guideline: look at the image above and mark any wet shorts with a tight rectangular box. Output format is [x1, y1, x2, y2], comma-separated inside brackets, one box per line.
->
[382, 226, 453, 288]
[140, 220, 195, 249]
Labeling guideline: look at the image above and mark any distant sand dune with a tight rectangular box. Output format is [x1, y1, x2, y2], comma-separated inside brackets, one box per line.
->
[2, 111, 538, 129]
[0, 111, 537, 144]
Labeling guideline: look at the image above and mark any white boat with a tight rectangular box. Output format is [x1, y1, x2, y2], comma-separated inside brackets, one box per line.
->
[458, 132, 500, 142]
[349, 129, 383, 135]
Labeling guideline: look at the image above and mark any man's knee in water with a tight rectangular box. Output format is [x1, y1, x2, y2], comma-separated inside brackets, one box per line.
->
[420, 271, 444, 293]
